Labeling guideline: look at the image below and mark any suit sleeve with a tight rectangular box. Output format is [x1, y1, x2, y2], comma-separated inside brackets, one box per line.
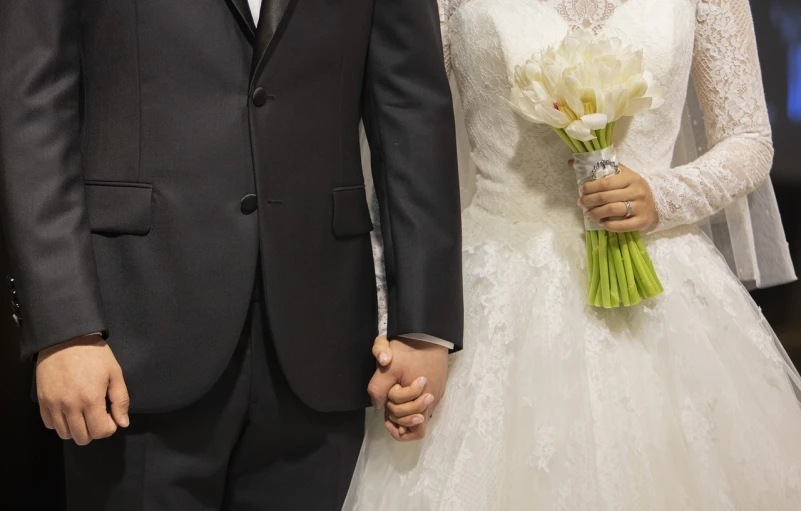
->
[0, 0, 107, 358]
[362, 0, 464, 349]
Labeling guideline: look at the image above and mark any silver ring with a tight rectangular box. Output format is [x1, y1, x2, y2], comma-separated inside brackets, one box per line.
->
[623, 201, 633, 218]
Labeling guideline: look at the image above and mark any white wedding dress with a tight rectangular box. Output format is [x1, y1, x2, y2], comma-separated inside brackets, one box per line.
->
[345, 1, 801, 509]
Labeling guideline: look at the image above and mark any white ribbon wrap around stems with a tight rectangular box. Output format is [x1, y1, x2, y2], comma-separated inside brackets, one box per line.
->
[573, 145, 619, 231]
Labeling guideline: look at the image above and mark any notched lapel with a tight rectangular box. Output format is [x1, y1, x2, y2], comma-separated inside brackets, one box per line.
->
[227, 0, 257, 41]
[252, 0, 297, 83]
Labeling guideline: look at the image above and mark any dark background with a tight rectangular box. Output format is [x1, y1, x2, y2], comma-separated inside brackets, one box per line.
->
[1, 1, 800, 508]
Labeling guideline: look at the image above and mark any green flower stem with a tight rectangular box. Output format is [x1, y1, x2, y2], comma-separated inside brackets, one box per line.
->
[608, 244, 620, 307]
[582, 140, 595, 153]
[598, 128, 609, 149]
[598, 231, 611, 308]
[631, 232, 664, 293]
[590, 137, 602, 151]
[554, 128, 582, 153]
[617, 232, 640, 304]
[624, 232, 658, 297]
[606, 122, 616, 145]
[589, 231, 601, 306]
[609, 234, 630, 306]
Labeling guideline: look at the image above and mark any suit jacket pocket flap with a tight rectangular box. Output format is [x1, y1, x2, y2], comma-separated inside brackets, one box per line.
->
[85, 181, 153, 235]
[332, 186, 374, 237]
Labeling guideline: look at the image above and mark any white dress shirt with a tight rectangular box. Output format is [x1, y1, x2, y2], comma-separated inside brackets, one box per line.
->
[248, 0, 261, 26]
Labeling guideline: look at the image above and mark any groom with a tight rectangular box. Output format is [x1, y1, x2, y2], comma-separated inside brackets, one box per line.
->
[0, 0, 463, 509]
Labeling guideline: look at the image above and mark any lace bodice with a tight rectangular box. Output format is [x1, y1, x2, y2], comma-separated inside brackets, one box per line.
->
[437, 0, 774, 232]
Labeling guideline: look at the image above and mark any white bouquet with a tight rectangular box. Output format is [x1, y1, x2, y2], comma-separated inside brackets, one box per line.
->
[509, 31, 666, 308]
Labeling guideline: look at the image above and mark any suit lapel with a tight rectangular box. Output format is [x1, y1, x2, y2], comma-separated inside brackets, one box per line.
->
[227, 0, 257, 41]
[251, 0, 296, 83]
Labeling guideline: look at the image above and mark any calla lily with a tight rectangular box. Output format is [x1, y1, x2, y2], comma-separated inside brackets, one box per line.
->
[535, 102, 571, 128]
[643, 71, 667, 109]
[566, 119, 595, 141]
[581, 113, 608, 130]
[508, 30, 666, 138]
[507, 89, 571, 128]
[626, 76, 649, 100]
[602, 87, 630, 121]
[623, 96, 653, 117]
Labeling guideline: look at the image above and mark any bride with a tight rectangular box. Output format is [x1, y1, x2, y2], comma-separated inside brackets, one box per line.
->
[346, 0, 801, 509]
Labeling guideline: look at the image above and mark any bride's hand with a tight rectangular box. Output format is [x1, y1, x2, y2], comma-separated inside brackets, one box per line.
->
[576, 163, 659, 232]
[371, 336, 436, 438]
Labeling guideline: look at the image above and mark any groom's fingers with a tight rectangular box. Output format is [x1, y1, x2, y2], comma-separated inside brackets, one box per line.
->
[387, 392, 434, 418]
[371, 336, 392, 367]
[367, 370, 396, 409]
[387, 377, 427, 404]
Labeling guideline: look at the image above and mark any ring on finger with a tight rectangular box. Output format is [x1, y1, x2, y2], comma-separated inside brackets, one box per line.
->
[623, 201, 633, 219]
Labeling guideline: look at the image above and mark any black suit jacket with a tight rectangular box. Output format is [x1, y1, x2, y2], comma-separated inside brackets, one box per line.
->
[0, 0, 463, 413]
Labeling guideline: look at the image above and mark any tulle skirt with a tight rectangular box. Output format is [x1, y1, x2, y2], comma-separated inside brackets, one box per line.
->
[344, 205, 801, 511]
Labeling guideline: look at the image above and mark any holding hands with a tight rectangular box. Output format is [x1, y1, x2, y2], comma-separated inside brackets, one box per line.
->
[367, 336, 448, 442]
[576, 162, 659, 233]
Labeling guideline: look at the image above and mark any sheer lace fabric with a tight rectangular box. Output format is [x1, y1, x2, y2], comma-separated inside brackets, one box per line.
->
[348, 1, 801, 509]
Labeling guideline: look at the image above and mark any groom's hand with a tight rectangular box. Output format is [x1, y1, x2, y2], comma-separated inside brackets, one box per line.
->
[36, 336, 130, 446]
[367, 337, 448, 442]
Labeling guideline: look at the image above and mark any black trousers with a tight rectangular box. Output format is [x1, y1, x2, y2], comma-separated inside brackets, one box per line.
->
[64, 283, 365, 510]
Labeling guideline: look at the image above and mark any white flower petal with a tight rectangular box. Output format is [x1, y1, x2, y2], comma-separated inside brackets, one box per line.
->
[535, 102, 571, 128]
[581, 113, 609, 130]
[565, 120, 596, 141]
[623, 96, 653, 117]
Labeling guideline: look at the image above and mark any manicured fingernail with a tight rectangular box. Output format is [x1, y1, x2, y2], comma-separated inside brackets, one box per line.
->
[584, 211, 591, 219]
[412, 416, 424, 425]
[424, 394, 435, 405]
[121, 415, 130, 428]
[415, 377, 427, 388]
[378, 353, 388, 364]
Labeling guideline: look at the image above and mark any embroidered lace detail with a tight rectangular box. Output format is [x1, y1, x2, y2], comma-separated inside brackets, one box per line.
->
[644, 0, 774, 231]
[542, 0, 625, 32]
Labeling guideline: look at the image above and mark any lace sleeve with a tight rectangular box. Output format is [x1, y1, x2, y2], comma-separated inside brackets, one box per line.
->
[643, 0, 774, 232]
[369, 189, 389, 336]
[439, 0, 466, 75]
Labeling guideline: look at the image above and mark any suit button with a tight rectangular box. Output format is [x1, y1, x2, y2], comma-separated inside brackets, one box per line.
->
[6, 276, 14, 290]
[252, 88, 269, 107]
[11, 300, 19, 314]
[240, 194, 258, 215]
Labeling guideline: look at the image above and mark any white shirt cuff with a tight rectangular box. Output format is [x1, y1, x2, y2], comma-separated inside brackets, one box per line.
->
[398, 333, 455, 350]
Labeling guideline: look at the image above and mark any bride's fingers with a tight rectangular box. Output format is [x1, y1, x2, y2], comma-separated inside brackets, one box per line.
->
[387, 377, 427, 404]
[580, 171, 633, 196]
[601, 215, 647, 233]
[387, 413, 426, 428]
[585, 201, 632, 223]
[387, 392, 434, 418]
[384, 420, 402, 441]
[371, 335, 392, 367]
[398, 422, 428, 442]
[578, 187, 632, 209]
